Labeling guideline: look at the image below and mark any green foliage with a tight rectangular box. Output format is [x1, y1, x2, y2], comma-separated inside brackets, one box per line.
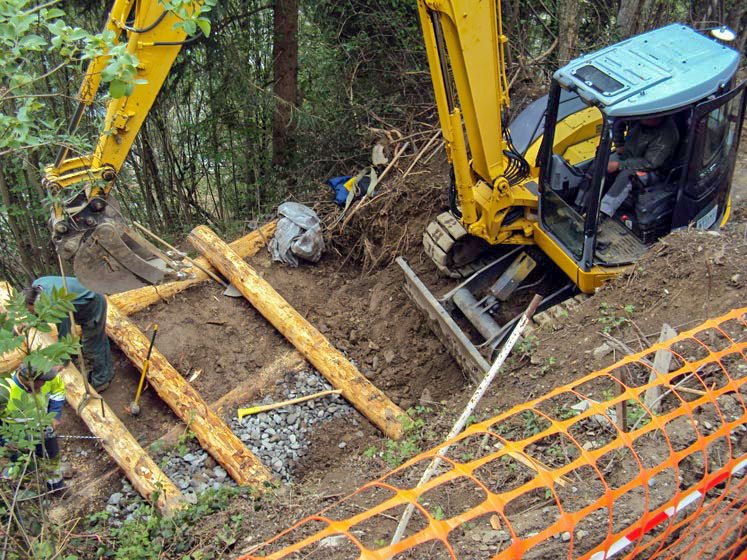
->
[0, 286, 81, 559]
[521, 410, 549, 438]
[368, 406, 433, 468]
[626, 399, 650, 427]
[83, 486, 250, 559]
[597, 302, 634, 333]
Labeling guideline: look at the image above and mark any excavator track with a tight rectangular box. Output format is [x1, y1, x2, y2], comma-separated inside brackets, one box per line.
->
[423, 212, 492, 278]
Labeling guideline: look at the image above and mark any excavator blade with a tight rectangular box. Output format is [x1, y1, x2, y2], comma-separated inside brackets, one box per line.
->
[73, 222, 173, 294]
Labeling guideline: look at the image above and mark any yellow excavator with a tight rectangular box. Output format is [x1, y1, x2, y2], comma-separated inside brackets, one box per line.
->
[397, 0, 746, 380]
[43, 0, 210, 294]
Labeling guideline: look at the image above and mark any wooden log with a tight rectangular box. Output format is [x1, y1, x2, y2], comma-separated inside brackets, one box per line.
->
[158, 350, 305, 447]
[188, 225, 406, 440]
[109, 220, 278, 315]
[0, 347, 25, 375]
[1, 325, 82, 374]
[81, 350, 306, 508]
[105, 302, 273, 486]
[0, 284, 184, 515]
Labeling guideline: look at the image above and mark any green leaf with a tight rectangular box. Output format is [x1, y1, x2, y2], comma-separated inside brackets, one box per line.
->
[196, 19, 211, 37]
[109, 79, 126, 99]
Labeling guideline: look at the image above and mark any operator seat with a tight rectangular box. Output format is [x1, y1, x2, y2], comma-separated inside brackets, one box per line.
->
[621, 111, 690, 243]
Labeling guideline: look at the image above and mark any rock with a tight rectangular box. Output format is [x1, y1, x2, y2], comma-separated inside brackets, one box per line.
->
[183, 453, 196, 464]
[592, 343, 612, 360]
[214, 466, 227, 481]
[338, 442, 347, 449]
[419, 388, 432, 405]
[577, 529, 588, 541]
[319, 535, 348, 548]
[204, 456, 217, 469]
[582, 441, 595, 451]
[60, 461, 74, 479]
[108, 492, 123, 506]
[561, 531, 571, 542]
[177, 478, 190, 490]
[384, 349, 396, 364]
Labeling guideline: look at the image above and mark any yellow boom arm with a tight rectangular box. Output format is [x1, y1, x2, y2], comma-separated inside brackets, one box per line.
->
[43, 0, 206, 293]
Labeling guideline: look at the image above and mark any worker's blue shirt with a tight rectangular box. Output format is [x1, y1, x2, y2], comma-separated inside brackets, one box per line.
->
[32, 277, 97, 306]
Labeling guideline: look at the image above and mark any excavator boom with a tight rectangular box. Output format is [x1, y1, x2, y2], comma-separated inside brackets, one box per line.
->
[45, 0, 208, 293]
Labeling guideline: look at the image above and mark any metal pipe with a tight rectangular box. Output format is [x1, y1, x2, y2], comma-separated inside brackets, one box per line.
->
[452, 287, 502, 341]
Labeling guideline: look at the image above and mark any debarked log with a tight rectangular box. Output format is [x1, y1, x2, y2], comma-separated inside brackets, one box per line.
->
[105, 302, 273, 487]
[0, 283, 184, 515]
[109, 221, 277, 315]
[188, 225, 406, 440]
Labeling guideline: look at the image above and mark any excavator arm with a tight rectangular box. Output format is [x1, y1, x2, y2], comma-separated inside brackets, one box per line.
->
[44, 0, 208, 293]
[416, 0, 535, 246]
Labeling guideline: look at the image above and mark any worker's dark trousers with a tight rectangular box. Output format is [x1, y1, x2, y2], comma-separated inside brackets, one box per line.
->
[599, 169, 656, 217]
[60, 294, 113, 387]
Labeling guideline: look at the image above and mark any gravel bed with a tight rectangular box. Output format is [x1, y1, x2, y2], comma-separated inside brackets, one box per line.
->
[93, 368, 354, 522]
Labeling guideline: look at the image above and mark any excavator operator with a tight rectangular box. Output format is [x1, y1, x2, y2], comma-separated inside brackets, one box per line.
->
[575, 115, 680, 217]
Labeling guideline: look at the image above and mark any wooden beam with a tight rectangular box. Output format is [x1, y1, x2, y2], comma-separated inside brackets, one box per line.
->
[73, 350, 306, 511]
[0, 284, 184, 515]
[188, 225, 406, 440]
[158, 350, 305, 447]
[2, 324, 82, 374]
[109, 220, 277, 315]
[105, 302, 273, 487]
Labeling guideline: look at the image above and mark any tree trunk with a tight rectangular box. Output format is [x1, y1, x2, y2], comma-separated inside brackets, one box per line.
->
[105, 302, 274, 487]
[617, 0, 641, 38]
[188, 225, 406, 440]
[109, 220, 277, 315]
[0, 159, 36, 280]
[0, 284, 185, 515]
[557, 0, 582, 64]
[271, 0, 299, 167]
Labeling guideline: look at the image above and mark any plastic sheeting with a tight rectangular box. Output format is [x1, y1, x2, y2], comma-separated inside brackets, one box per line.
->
[270, 202, 325, 266]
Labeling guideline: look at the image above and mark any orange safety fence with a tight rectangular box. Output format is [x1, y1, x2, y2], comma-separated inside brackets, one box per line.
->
[241, 307, 747, 560]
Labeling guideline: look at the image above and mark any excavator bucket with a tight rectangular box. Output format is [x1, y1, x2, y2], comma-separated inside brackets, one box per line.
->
[72, 220, 189, 294]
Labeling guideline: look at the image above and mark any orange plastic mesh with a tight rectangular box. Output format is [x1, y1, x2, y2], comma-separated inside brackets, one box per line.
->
[241, 307, 747, 560]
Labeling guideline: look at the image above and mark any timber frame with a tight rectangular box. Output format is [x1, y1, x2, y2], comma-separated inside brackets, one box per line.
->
[1, 220, 406, 512]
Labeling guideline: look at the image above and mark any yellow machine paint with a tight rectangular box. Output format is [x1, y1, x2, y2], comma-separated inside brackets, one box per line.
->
[44, 0, 208, 294]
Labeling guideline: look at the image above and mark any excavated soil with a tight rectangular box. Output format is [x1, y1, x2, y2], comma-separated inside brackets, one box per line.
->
[56, 125, 747, 558]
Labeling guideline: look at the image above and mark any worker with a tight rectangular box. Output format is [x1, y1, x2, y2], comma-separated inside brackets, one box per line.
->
[24, 276, 114, 392]
[575, 115, 680, 217]
[0, 363, 66, 493]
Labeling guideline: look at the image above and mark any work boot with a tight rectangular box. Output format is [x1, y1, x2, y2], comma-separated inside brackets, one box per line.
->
[92, 376, 113, 393]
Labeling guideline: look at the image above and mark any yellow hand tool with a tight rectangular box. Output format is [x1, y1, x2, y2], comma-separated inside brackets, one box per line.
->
[129, 324, 158, 416]
[237, 389, 342, 420]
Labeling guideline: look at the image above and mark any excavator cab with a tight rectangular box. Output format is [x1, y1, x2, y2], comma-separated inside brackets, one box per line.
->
[537, 24, 746, 289]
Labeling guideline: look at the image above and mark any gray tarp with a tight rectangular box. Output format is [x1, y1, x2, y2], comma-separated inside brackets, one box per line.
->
[270, 202, 325, 266]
